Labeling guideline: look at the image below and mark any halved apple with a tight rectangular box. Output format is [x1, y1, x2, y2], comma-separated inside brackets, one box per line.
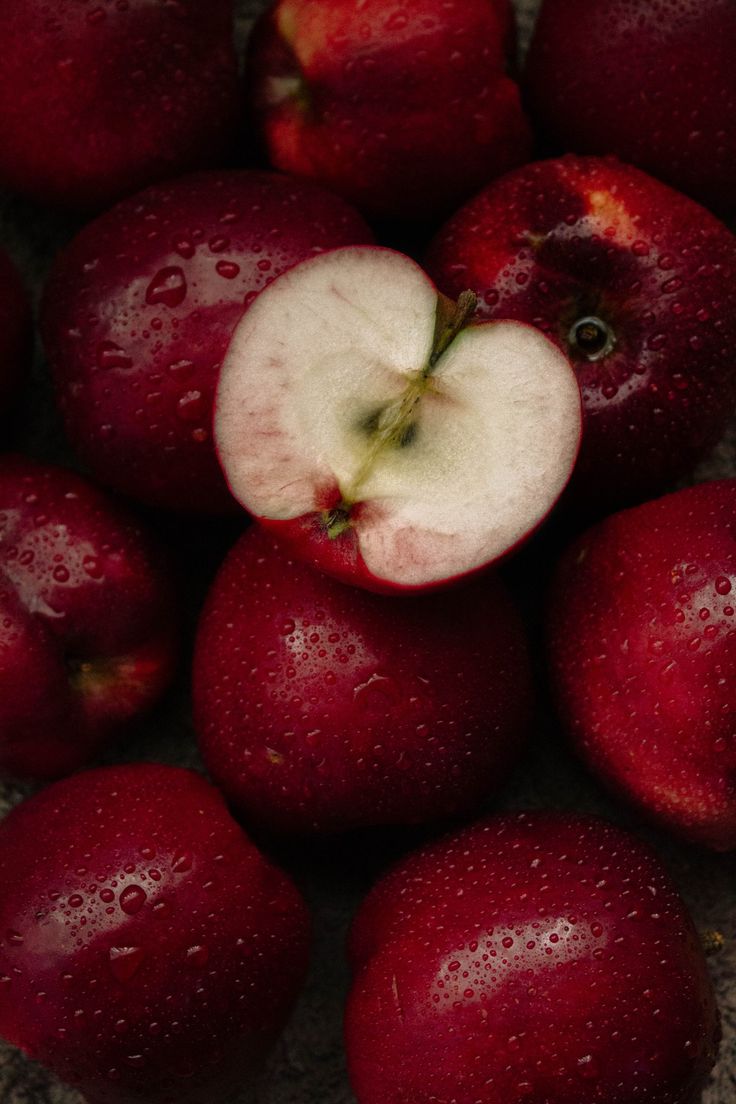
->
[215, 246, 582, 592]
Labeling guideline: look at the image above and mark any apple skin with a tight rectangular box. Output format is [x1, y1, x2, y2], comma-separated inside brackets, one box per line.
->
[0, 763, 311, 1104]
[40, 170, 373, 513]
[426, 155, 736, 510]
[0, 0, 240, 211]
[548, 480, 736, 852]
[193, 526, 532, 834]
[525, 0, 736, 213]
[0, 455, 178, 781]
[247, 0, 532, 222]
[0, 250, 31, 410]
[346, 811, 720, 1104]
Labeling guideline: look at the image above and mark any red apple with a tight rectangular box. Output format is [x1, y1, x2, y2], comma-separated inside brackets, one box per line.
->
[548, 480, 736, 851]
[0, 249, 31, 410]
[41, 170, 373, 513]
[247, 0, 532, 222]
[0, 0, 239, 210]
[346, 811, 720, 1104]
[0, 763, 311, 1104]
[214, 245, 582, 592]
[0, 455, 177, 781]
[525, 0, 736, 213]
[426, 155, 736, 510]
[192, 525, 532, 833]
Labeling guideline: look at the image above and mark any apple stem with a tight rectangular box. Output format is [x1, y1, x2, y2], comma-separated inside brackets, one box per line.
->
[428, 290, 478, 373]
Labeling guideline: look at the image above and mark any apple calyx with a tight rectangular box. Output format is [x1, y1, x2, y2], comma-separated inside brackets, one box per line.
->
[322, 289, 478, 541]
[701, 930, 725, 957]
[568, 314, 616, 361]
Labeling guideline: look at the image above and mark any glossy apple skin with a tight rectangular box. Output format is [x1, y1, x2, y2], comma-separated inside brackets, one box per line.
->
[0, 455, 177, 781]
[41, 171, 373, 513]
[193, 526, 532, 834]
[548, 481, 736, 851]
[525, 0, 736, 213]
[0, 0, 239, 211]
[426, 156, 736, 509]
[0, 250, 31, 410]
[346, 811, 720, 1104]
[247, 0, 532, 222]
[0, 763, 311, 1104]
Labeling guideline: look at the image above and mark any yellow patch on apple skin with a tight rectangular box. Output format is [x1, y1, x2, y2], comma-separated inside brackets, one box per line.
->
[275, 0, 299, 46]
[586, 189, 639, 241]
[275, 0, 326, 71]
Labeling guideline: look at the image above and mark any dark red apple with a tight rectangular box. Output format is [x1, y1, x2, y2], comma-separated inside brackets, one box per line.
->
[0, 763, 311, 1104]
[193, 525, 532, 833]
[426, 155, 736, 509]
[346, 811, 720, 1104]
[247, 0, 532, 222]
[548, 480, 736, 851]
[0, 455, 177, 781]
[525, 0, 736, 213]
[0, 249, 31, 410]
[0, 0, 239, 210]
[214, 245, 582, 592]
[41, 170, 373, 513]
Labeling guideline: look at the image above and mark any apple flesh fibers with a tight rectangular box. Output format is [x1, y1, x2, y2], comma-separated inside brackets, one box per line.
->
[548, 480, 736, 851]
[215, 246, 581, 593]
[346, 812, 720, 1104]
[0, 764, 311, 1104]
[193, 525, 532, 834]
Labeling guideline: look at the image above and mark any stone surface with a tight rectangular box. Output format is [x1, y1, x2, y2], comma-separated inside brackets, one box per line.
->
[0, 1, 734, 1102]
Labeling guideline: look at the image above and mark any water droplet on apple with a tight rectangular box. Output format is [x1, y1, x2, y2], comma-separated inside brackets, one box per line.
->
[186, 944, 209, 968]
[145, 267, 187, 308]
[216, 260, 241, 280]
[109, 946, 146, 983]
[172, 852, 193, 874]
[119, 885, 147, 915]
[96, 341, 133, 371]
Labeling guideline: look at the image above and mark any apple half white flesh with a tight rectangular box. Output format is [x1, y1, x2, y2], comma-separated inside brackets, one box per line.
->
[215, 246, 582, 592]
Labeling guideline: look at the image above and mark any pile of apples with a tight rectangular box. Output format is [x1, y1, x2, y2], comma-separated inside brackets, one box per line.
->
[0, 1, 734, 1102]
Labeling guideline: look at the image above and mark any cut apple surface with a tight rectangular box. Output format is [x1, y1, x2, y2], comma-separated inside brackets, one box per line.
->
[215, 247, 582, 590]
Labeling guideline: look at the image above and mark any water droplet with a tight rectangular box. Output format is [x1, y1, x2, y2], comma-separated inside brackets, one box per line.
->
[216, 260, 241, 280]
[186, 945, 209, 968]
[82, 556, 104, 579]
[119, 885, 147, 916]
[145, 267, 187, 308]
[577, 1054, 600, 1080]
[109, 946, 145, 983]
[96, 341, 132, 371]
[172, 852, 193, 874]
[176, 390, 206, 423]
[353, 673, 399, 713]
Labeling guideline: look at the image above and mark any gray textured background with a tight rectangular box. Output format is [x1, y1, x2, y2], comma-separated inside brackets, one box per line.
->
[0, 1, 734, 1102]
